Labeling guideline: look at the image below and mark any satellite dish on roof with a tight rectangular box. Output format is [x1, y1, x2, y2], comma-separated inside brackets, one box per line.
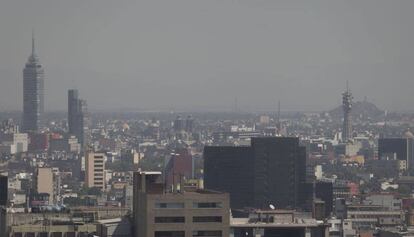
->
[269, 204, 275, 210]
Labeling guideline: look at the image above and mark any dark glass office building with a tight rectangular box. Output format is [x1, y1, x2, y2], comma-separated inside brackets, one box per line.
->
[204, 137, 306, 210]
[204, 146, 254, 209]
[0, 175, 7, 206]
[68, 89, 88, 147]
[378, 138, 414, 170]
[378, 138, 407, 160]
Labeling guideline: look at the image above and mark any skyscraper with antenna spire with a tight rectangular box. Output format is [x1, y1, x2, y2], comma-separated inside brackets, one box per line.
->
[22, 32, 44, 132]
[342, 82, 353, 142]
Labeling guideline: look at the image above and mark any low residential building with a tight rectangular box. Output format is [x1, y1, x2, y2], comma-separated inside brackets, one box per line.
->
[347, 205, 404, 229]
[364, 194, 402, 211]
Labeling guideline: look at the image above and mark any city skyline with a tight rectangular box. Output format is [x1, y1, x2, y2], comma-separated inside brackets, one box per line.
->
[1, 1, 414, 112]
[1, 2, 414, 237]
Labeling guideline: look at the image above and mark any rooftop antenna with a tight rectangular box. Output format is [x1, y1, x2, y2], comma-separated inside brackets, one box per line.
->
[32, 29, 36, 56]
[277, 100, 281, 131]
[383, 110, 388, 138]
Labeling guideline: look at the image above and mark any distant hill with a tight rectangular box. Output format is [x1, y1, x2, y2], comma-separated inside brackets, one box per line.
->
[329, 100, 384, 120]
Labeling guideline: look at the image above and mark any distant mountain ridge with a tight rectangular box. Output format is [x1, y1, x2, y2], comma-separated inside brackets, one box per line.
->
[329, 100, 384, 119]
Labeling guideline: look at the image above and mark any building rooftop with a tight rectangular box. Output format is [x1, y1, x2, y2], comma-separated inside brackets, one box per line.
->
[138, 171, 162, 175]
[230, 218, 322, 228]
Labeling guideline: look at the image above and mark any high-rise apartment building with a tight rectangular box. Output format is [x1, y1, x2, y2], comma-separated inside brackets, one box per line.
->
[133, 171, 230, 237]
[68, 89, 88, 148]
[22, 33, 44, 132]
[342, 84, 353, 142]
[85, 152, 106, 190]
[204, 137, 306, 210]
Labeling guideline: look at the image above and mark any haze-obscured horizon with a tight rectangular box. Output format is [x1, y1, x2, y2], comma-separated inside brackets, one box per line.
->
[1, 0, 413, 112]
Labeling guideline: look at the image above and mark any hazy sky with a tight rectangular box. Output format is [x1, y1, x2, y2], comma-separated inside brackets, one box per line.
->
[1, 0, 413, 112]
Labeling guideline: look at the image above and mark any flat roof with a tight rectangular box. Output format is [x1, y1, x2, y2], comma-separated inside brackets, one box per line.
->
[138, 171, 162, 175]
[230, 219, 321, 228]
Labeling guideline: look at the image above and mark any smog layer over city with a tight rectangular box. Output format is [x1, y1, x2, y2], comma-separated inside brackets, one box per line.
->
[0, 1, 414, 237]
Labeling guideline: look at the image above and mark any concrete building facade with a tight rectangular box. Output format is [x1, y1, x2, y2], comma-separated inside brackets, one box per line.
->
[133, 171, 230, 237]
[85, 152, 106, 190]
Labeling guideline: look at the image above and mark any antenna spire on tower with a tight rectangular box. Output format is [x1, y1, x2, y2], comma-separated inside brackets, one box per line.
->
[32, 29, 35, 56]
[277, 100, 281, 130]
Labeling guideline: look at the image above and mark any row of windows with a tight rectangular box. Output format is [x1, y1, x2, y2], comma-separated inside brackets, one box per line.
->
[13, 233, 89, 237]
[193, 216, 222, 223]
[193, 231, 222, 237]
[155, 203, 184, 209]
[154, 216, 222, 223]
[155, 216, 185, 223]
[194, 202, 222, 208]
[155, 202, 222, 209]
[154, 231, 222, 237]
[350, 215, 401, 219]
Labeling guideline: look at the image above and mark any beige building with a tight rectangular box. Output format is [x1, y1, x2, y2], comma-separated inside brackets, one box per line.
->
[85, 152, 106, 190]
[133, 171, 230, 237]
[35, 167, 54, 203]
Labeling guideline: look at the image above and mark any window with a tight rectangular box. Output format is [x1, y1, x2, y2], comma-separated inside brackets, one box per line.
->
[193, 216, 222, 223]
[155, 231, 185, 237]
[51, 232, 63, 237]
[193, 202, 222, 208]
[155, 202, 185, 208]
[155, 216, 185, 223]
[192, 231, 222, 237]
